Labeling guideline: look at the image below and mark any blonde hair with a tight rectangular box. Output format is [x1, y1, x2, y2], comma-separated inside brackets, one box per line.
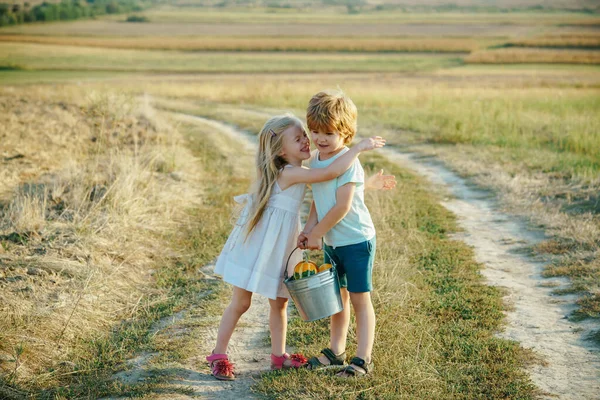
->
[245, 114, 304, 237]
[306, 89, 357, 145]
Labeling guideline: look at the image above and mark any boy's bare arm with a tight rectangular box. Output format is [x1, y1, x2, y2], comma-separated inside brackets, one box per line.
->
[298, 201, 318, 248]
[305, 183, 355, 250]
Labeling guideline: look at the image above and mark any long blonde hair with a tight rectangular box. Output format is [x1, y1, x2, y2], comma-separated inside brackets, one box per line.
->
[245, 114, 303, 237]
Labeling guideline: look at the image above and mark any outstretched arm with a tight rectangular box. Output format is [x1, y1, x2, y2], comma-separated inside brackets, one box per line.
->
[366, 169, 397, 191]
[280, 136, 385, 188]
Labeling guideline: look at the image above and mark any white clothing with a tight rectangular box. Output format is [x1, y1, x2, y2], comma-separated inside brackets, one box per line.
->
[214, 173, 306, 300]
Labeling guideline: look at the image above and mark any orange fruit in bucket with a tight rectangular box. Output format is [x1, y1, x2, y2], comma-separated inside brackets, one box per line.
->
[318, 263, 333, 273]
[293, 260, 318, 280]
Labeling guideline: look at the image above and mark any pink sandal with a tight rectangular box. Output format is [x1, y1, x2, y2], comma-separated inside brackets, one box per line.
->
[270, 352, 308, 370]
[206, 353, 235, 381]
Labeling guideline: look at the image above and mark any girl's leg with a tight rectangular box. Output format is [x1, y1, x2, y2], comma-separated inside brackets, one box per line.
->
[268, 296, 289, 357]
[317, 287, 351, 365]
[269, 296, 307, 369]
[337, 291, 375, 376]
[213, 286, 253, 354]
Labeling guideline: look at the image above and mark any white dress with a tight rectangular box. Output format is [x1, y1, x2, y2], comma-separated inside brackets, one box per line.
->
[214, 173, 306, 300]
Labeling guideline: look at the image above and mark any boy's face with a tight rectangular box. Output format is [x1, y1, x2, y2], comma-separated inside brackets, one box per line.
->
[310, 129, 346, 159]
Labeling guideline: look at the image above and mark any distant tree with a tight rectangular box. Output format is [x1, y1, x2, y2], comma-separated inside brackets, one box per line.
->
[105, 1, 119, 14]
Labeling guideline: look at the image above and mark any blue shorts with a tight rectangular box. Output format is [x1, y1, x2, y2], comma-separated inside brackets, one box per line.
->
[323, 237, 376, 293]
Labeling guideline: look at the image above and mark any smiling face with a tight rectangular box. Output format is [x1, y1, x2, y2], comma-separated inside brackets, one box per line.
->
[279, 124, 311, 166]
[310, 129, 346, 160]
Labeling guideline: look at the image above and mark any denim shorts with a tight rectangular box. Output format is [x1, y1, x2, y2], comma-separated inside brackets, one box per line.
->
[323, 237, 376, 293]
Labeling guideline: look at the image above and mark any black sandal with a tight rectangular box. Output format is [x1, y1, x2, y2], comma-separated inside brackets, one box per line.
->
[306, 348, 346, 370]
[337, 356, 373, 378]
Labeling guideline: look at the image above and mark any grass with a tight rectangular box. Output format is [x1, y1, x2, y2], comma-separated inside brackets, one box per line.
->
[0, 42, 463, 73]
[504, 33, 600, 50]
[0, 86, 236, 397]
[466, 48, 600, 64]
[0, 35, 480, 53]
[1, 3, 599, 393]
[140, 74, 599, 322]
[124, 77, 600, 179]
[2, 11, 597, 39]
[140, 7, 600, 26]
[147, 100, 538, 398]
[255, 152, 537, 399]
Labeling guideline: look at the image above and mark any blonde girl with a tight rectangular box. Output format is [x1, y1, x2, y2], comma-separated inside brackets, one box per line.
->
[207, 114, 388, 381]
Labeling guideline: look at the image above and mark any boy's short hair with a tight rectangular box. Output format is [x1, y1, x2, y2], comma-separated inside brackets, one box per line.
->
[306, 89, 357, 145]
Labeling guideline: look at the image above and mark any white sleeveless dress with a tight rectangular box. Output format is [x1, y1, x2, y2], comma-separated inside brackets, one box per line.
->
[214, 174, 306, 300]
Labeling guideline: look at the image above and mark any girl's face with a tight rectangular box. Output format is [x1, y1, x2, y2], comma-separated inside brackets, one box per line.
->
[279, 124, 311, 166]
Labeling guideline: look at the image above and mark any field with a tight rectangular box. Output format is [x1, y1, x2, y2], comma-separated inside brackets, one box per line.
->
[0, 1, 599, 398]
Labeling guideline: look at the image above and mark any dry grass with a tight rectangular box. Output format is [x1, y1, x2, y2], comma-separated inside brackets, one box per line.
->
[0, 18, 560, 38]
[129, 73, 599, 318]
[0, 35, 478, 53]
[0, 87, 203, 390]
[0, 42, 462, 73]
[142, 7, 599, 26]
[407, 143, 600, 317]
[255, 153, 536, 399]
[506, 33, 600, 49]
[466, 48, 600, 64]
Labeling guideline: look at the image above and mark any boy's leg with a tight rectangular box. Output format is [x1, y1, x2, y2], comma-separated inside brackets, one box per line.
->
[214, 286, 253, 354]
[268, 297, 289, 356]
[331, 287, 351, 355]
[347, 291, 375, 369]
[336, 291, 375, 377]
[335, 238, 376, 376]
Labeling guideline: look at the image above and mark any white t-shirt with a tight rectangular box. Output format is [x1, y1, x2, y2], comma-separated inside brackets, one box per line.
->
[309, 147, 376, 247]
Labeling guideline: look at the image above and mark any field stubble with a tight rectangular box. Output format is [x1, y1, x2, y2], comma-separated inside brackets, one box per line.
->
[0, 87, 205, 395]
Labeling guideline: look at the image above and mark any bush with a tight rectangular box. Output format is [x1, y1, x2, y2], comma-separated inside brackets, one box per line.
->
[126, 14, 148, 22]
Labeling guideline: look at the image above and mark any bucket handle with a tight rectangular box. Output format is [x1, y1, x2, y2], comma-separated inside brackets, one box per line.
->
[283, 244, 334, 281]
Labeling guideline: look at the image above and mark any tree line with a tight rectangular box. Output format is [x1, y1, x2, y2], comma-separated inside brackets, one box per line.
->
[0, 0, 157, 26]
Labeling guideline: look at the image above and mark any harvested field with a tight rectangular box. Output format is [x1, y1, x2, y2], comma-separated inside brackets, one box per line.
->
[0, 35, 480, 53]
[506, 33, 600, 49]
[0, 42, 463, 73]
[466, 48, 600, 64]
[0, 19, 543, 37]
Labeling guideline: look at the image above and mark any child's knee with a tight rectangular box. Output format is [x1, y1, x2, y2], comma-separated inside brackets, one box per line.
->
[232, 297, 252, 314]
[349, 291, 372, 308]
[270, 297, 289, 311]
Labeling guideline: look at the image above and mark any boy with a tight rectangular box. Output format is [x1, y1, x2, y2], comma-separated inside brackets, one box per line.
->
[299, 89, 377, 377]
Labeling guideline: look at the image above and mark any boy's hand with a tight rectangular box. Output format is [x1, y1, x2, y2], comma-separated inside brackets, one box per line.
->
[356, 136, 386, 152]
[366, 169, 397, 191]
[305, 232, 322, 250]
[297, 232, 309, 249]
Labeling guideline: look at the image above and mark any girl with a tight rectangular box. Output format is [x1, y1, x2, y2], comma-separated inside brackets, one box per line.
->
[207, 114, 388, 381]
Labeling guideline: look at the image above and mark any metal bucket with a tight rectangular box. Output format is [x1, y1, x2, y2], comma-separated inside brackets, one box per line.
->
[283, 247, 343, 322]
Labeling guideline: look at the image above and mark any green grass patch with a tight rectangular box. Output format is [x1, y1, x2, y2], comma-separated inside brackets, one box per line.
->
[0, 69, 130, 85]
[0, 42, 463, 73]
[254, 152, 536, 399]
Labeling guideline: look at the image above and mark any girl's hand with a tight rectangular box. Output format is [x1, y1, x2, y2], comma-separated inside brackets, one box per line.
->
[297, 232, 309, 249]
[356, 136, 386, 152]
[366, 169, 397, 191]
